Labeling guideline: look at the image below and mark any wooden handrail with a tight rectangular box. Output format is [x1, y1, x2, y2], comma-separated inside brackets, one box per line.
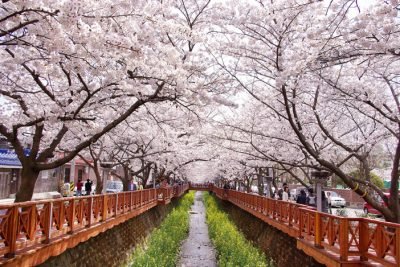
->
[0, 184, 189, 264]
[189, 183, 400, 267]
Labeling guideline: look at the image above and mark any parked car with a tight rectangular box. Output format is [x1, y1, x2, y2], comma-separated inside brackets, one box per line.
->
[363, 193, 400, 215]
[105, 180, 123, 193]
[325, 191, 346, 208]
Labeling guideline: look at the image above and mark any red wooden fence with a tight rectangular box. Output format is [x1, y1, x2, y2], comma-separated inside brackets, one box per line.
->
[202, 185, 400, 267]
[0, 183, 189, 266]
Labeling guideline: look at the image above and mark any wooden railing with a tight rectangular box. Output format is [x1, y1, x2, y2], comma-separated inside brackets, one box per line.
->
[173, 183, 189, 198]
[0, 184, 189, 265]
[201, 185, 400, 267]
[189, 182, 212, 191]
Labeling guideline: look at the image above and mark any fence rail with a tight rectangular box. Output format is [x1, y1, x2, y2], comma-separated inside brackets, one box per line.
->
[0, 183, 189, 265]
[188, 182, 212, 191]
[191, 184, 400, 267]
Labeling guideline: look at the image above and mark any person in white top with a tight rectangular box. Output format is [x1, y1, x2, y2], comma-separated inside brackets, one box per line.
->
[282, 187, 289, 201]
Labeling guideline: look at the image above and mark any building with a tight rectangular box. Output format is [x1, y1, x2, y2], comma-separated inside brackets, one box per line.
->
[0, 149, 22, 198]
[0, 148, 98, 199]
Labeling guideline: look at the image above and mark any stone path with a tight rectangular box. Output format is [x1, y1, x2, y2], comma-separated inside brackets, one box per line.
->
[177, 191, 217, 267]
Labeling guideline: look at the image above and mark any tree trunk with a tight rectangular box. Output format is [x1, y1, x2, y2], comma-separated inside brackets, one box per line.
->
[15, 167, 40, 202]
[257, 168, 264, 196]
[388, 140, 400, 223]
[122, 179, 130, 191]
[141, 165, 151, 188]
[122, 166, 131, 192]
[94, 166, 103, 194]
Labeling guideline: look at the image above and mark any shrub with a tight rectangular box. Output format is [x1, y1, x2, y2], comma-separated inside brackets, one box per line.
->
[347, 170, 384, 189]
[203, 193, 272, 267]
[127, 191, 195, 267]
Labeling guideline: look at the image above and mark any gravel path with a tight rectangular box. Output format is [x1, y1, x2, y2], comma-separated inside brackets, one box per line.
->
[177, 191, 217, 267]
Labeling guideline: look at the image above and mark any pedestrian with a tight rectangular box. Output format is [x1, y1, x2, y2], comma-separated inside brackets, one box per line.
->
[282, 187, 289, 201]
[326, 191, 332, 214]
[138, 182, 143, 190]
[283, 182, 290, 200]
[76, 179, 83, 196]
[306, 188, 316, 207]
[277, 188, 283, 200]
[296, 189, 307, 204]
[85, 179, 93, 195]
[321, 191, 329, 213]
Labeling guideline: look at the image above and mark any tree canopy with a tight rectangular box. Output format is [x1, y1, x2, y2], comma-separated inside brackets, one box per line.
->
[1, 0, 400, 222]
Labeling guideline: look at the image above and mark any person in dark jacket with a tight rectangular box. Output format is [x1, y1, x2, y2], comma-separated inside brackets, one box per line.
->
[321, 190, 329, 213]
[296, 189, 307, 204]
[85, 179, 93, 195]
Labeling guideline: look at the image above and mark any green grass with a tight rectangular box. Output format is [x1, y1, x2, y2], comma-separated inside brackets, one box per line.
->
[204, 193, 273, 267]
[126, 191, 195, 267]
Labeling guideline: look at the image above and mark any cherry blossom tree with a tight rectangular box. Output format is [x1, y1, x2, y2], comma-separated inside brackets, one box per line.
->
[0, 0, 221, 202]
[211, 0, 400, 222]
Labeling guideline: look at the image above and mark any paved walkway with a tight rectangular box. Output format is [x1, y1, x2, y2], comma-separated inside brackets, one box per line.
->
[178, 191, 217, 267]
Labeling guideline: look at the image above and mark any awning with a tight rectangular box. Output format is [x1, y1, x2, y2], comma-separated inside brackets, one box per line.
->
[0, 165, 22, 169]
[0, 149, 24, 169]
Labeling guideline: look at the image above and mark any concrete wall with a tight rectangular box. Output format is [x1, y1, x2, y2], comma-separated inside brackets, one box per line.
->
[40, 202, 175, 267]
[218, 199, 325, 267]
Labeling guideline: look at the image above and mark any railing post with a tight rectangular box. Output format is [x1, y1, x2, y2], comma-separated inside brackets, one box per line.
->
[314, 212, 322, 248]
[43, 202, 53, 243]
[298, 208, 303, 239]
[359, 219, 368, 261]
[396, 227, 400, 266]
[339, 218, 349, 261]
[5, 206, 19, 258]
[68, 199, 75, 234]
[28, 204, 37, 240]
[114, 194, 118, 217]
[59, 202, 65, 231]
[78, 199, 84, 225]
[375, 224, 384, 258]
[102, 195, 108, 221]
[130, 192, 133, 211]
[86, 197, 93, 228]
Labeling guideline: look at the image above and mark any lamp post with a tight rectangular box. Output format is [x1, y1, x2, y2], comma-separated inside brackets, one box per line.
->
[311, 170, 330, 212]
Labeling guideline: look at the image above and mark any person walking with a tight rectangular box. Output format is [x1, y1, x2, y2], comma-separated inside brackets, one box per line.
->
[306, 188, 316, 207]
[85, 179, 93, 195]
[321, 191, 329, 213]
[282, 187, 289, 201]
[326, 191, 332, 214]
[296, 189, 307, 204]
[76, 179, 83, 196]
[138, 182, 143, 190]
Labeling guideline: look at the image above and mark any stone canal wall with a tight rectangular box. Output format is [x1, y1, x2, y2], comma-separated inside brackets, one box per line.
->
[40, 202, 175, 267]
[218, 198, 325, 267]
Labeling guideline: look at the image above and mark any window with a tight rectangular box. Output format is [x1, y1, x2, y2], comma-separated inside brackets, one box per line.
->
[64, 168, 70, 183]
[41, 170, 49, 179]
[78, 169, 83, 180]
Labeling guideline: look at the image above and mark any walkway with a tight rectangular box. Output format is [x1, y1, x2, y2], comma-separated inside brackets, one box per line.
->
[178, 191, 217, 267]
